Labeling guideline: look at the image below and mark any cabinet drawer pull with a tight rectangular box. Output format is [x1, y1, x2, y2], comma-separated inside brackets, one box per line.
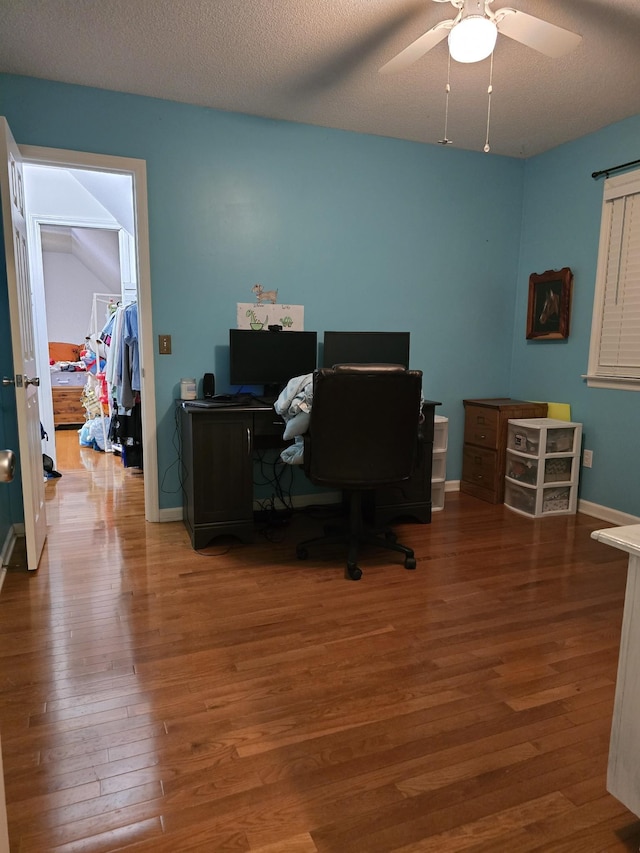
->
[247, 427, 252, 456]
[474, 473, 484, 480]
[475, 433, 487, 440]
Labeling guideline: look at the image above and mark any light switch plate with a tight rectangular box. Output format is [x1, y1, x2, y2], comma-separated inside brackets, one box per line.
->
[159, 334, 172, 355]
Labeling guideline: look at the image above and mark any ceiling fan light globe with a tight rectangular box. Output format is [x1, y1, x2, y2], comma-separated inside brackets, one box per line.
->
[448, 16, 498, 63]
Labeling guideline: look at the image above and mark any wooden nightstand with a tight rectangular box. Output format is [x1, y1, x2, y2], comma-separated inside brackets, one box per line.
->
[52, 387, 85, 427]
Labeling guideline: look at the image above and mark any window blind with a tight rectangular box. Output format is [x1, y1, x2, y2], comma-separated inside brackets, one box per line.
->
[587, 169, 640, 388]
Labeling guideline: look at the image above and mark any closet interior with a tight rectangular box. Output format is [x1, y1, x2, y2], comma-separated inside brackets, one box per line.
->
[48, 292, 142, 471]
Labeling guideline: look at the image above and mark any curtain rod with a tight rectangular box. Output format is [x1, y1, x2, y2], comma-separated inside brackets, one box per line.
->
[592, 158, 640, 180]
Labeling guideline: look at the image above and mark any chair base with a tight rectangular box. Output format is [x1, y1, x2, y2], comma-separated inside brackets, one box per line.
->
[296, 490, 416, 580]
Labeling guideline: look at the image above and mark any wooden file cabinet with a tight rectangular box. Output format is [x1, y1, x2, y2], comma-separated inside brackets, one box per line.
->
[461, 398, 547, 504]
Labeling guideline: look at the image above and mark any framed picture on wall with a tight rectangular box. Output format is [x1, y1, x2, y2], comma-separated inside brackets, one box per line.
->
[526, 267, 573, 340]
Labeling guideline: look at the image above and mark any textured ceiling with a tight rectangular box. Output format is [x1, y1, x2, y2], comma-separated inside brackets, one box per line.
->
[1, 0, 640, 157]
[40, 225, 121, 292]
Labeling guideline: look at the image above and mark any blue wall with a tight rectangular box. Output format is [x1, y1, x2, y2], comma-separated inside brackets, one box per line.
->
[1, 72, 636, 520]
[510, 116, 640, 517]
[0, 74, 526, 513]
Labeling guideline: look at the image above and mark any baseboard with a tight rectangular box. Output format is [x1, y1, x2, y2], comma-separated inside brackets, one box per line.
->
[577, 500, 640, 527]
[0, 527, 15, 568]
[158, 487, 638, 530]
[430, 481, 638, 527]
[158, 507, 183, 523]
[1, 525, 26, 571]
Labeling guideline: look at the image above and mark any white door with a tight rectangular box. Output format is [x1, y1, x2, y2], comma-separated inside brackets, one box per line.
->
[0, 117, 46, 570]
[19, 146, 159, 522]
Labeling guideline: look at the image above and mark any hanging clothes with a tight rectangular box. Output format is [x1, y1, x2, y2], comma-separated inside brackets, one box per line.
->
[99, 301, 143, 469]
[118, 302, 139, 410]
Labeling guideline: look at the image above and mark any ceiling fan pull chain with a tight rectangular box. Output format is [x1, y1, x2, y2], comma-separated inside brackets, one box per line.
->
[484, 51, 494, 152]
[438, 52, 453, 145]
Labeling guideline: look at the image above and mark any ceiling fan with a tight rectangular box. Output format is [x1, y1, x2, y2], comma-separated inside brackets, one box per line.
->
[379, 0, 582, 73]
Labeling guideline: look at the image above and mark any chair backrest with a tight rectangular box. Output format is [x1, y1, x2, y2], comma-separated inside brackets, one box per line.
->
[304, 363, 423, 488]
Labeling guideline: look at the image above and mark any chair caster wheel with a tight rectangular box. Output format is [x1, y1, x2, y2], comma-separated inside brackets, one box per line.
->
[296, 547, 308, 560]
[405, 557, 416, 570]
[346, 564, 362, 581]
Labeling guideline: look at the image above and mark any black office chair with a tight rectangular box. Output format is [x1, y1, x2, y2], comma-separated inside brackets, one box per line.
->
[295, 363, 423, 580]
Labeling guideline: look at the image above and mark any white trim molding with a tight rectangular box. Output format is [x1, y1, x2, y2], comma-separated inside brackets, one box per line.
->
[578, 500, 640, 527]
[586, 167, 640, 391]
[19, 144, 159, 522]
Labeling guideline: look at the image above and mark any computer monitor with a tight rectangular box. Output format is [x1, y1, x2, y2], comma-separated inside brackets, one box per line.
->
[322, 331, 410, 369]
[229, 329, 318, 396]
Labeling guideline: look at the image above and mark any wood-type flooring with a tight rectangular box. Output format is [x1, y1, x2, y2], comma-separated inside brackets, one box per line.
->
[0, 430, 639, 852]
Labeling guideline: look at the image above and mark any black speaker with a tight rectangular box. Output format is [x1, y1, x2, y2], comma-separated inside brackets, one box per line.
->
[203, 373, 215, 398]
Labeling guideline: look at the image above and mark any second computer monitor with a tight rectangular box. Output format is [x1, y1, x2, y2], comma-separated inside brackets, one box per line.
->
[322, 331, 410, 369]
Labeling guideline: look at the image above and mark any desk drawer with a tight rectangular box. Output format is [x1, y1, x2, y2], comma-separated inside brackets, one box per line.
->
[463, 406, 499, 449]
[252, 411, 287, 451]
[252, 411, 284, 438]
[462, 446, 497, 491]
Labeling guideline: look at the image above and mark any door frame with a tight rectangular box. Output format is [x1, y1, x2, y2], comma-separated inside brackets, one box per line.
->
[20, 145, 159, 522]
[28, 217, 123, 468]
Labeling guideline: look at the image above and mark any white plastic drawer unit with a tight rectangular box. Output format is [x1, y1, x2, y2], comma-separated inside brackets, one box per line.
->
[431, 480, 445, 512]
[504, 418, 582, 518]
[431, 417, 448, 511]
[433, 415, 448, 452]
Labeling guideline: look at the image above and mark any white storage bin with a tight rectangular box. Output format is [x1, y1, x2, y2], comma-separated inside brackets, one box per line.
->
[507, 418, 581, 456]
[545, 427, 578, 454]
[544, 456, 575, 483]
[431, 480, 445, 512]
[504, 480, 537, 515]
[506, 450, 538, 485]
[431, 450, 447, 482]
[506, 451, 576, 486]
[508, 425, 540, 454]
[433, 415, 448, 452]
[542, 486, 571, 513]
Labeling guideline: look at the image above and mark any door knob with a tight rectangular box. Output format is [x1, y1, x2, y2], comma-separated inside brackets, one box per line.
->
[0, 449, 16, 483]
[24, 376, 40, 387]
[2, 377, 15, 386]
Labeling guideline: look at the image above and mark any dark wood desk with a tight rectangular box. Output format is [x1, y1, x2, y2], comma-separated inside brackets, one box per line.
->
[180, 399, 439, 549]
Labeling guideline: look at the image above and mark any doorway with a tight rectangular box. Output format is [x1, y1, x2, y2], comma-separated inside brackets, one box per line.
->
[35, 223, 122, 467]
[19, 146, 159, 523]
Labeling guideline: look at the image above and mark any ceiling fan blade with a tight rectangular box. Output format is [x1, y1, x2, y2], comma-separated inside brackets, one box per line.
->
[495, 9, 582, 58]
[379, 20, 452, 74]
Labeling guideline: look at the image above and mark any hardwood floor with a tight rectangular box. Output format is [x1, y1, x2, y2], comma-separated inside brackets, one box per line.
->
[1, 434, 638, 852]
